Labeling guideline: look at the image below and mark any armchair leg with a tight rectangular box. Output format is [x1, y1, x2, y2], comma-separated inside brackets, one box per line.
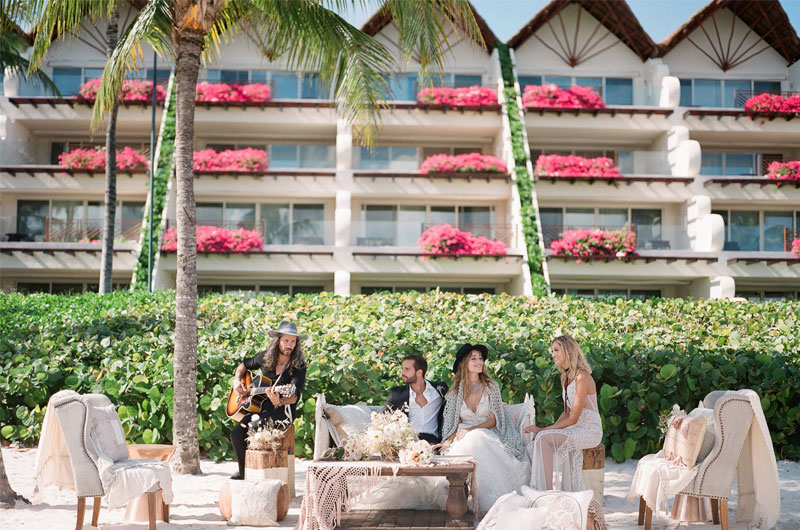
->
[710, 498, 720, 525]
[75, 497, 86, 530]
[147, 492, 157, 530]
[91, 496, 101, 526]
[720, 499, 729, 530]
[644, 504, 653, 530]
[638, 497, 645, 525]
[161, 498, 170, 522]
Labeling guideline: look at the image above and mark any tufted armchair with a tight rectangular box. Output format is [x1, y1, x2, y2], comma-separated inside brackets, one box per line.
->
[45, 390, 173, 530]
[637, 390, 755, 530]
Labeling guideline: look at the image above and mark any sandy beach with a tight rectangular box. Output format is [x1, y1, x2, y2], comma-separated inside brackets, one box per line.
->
[1, 447, 798, 529]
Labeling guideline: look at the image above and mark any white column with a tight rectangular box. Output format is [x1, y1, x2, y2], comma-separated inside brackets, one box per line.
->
[336, 118, 353, 184]
[685, 195, 724, 252]
[3, 67, 21, 97]
[665, 126, 700, 177]
[334, 270, 351, 296]
[709, 276, 736, 299]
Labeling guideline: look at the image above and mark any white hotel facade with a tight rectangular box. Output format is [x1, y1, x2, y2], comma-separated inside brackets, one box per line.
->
[1, 0, 799, 300]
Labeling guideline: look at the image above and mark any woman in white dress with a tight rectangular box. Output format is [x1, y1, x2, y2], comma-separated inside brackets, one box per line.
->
[434, 343, 527, 515]
[524, 335, 602, 491]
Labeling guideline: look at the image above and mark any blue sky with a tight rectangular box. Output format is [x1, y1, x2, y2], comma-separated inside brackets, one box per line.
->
[339, 0, 800, 44]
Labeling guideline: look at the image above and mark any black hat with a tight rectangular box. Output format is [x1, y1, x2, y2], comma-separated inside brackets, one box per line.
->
[268, 320, 308, 339]
[453, 343, 489, 373]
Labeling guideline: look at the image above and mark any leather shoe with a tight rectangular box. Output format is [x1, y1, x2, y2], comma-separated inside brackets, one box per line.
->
[231, 471, 244, 480]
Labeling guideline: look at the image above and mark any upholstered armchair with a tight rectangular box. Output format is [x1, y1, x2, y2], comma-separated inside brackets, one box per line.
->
[635, 390, 755, 530]
[39, 390, 173, 530]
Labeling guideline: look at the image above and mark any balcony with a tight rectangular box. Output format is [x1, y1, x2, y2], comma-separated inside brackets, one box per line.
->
[522, 83, 671, 117]
[534, 151, 693, 186]
[1, 216, 141, 244]
[683, 91, 800, 122]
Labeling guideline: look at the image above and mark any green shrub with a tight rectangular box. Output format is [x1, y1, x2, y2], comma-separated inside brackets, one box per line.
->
[1, 292, 798, 462]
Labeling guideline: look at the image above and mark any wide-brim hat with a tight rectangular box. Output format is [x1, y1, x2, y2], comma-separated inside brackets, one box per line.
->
[453, 343, 489, 373]
[268, 320, 308, 339]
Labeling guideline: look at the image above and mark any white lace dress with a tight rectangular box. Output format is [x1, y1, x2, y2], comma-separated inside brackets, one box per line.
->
[527, 380, 602, 491]
[446, 391, 528, 515]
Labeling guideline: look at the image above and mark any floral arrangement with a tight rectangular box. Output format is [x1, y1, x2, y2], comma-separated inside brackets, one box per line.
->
[534, 154, 620, 178]
[246, 416, 290, 451]
[549, 228, 636, 263]
[522, 83, 605, 110]
[792, 239, 800, 258]
[398, 439, 434, 466]
[78, 78, 166, 103]
[160, 225, 264, 253]
[744, 93, 800, 114]
[765, 160, 800, 181]
[193, 148, 268, 172]
[416, 86, 498, 107]
[417, 224, 508, 256]
[58, 146, 149, 171]
[419, 152, 507, 174]
[340, 407, 420, 461]
[195, 82, 272, 103]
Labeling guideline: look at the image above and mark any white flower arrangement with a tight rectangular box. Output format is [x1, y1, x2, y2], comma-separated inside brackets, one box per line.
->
[399, 439, 434, 466]
[341, 406, 419, 461]
[246, 415, 290, 452]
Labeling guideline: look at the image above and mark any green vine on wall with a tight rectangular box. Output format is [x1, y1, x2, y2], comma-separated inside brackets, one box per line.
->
[132, 78, 176, 291]
[497, 44, 548, 295]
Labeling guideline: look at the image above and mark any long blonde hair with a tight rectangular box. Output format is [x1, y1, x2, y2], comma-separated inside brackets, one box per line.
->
[448, 348, 494, 397]
[552, 335, 592, 388]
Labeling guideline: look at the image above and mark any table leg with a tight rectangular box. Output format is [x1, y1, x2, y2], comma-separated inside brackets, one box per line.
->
[445, 475, 468, 517]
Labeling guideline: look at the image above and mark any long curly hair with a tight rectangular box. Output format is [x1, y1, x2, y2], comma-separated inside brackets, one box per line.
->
[447, 348, 494, 398]
[260, 335, 306, 372]
[552, 335, 592, 389]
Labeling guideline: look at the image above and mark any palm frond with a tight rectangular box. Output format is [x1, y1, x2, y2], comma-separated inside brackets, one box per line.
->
[0, 30, 60, 95]
[90, 0, 173, 129]
[28, 0, 118, 71]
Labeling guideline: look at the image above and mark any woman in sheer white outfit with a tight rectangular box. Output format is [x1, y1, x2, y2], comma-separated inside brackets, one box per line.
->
[433, 343, 527, 515]
[524, 335, 602, 491]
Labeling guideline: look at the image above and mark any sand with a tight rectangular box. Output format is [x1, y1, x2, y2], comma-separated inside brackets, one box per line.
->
[1, 447, 798, 529]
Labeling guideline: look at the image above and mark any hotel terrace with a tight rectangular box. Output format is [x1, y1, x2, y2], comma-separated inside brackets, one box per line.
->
[1, 0, 799, 300]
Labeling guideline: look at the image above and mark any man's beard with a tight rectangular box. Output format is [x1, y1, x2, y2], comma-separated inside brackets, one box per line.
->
[402, 374, 417, 385]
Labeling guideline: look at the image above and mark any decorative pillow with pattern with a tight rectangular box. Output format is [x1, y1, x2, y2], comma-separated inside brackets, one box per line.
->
[520, 486, 594, 530]
[663, 412, 707, 467]
[89, 404, 129, 462]
[688, 405, 716, 463]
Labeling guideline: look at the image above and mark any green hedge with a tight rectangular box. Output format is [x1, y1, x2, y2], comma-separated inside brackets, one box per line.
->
[132, 79, 176, 290]
[2, 292, 798, 462]
[497, 44, 547, 295]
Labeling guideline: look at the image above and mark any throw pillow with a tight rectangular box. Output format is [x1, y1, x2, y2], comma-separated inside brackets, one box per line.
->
[520, 486, 594, 530]
[688, 405, 716, 463]
[227, 478, 281, 526]
[90, 404, 129, 462]
[495, 504, 548, 529]
[663, 413, 707, 467]
[323, 403, 373, 445]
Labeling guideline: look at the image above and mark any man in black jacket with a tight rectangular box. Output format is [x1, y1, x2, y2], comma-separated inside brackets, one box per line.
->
[384, 354, 448, 444]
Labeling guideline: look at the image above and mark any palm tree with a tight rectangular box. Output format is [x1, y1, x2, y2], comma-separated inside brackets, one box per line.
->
[0, 3, 58, 95]
[0, 445, 28, 508]
[62, 0, 481, 474]
[29, 2, 127, 295]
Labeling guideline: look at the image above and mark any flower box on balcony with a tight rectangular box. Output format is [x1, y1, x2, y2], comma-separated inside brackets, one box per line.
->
[744, 93, 800, 114]
[193, 148, 268, 172]
[549, 228, 636, 263]
[78, 79, 166, 104]
[161, 226, 264, 253]
[766, 161, 800, 181]
[419, 153, 507, 174]
[58, 146, 149, 171]
[417, 224, 508, 256]
[415, 86, 498, 107]
[522, 84, 605, 110]
[792, 239, 800, 258]
[195, 82, 271, 103]
[534, 154, 620, 179]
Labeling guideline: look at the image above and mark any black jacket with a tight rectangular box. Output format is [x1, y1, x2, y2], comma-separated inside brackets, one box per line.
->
[384, 380, 449, 441]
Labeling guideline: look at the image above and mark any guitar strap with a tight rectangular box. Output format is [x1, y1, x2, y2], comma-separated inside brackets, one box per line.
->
[272, 362, 293, 423]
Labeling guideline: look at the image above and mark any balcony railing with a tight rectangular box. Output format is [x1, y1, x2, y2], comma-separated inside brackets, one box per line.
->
[352, 221, 518, 248]
[541, 224, 692, 252]
[1, 217, 141, 243]
[164, 219, 333, 246]
[734, 90, 800, 108]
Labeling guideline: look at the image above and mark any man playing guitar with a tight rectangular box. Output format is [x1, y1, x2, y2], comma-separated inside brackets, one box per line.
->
[229, 320, 307, 480]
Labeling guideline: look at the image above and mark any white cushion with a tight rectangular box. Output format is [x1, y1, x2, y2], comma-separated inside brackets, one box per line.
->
[689, 405, 716, 463]
[323, 403, 373, 445]
[495, 504, 548, 529]
[89, 403, 129, 462]
[520, 486, 594, 530]
[227, 478, 281, 526]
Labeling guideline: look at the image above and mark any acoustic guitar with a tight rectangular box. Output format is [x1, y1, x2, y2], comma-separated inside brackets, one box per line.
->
[225, 370, 296, 422]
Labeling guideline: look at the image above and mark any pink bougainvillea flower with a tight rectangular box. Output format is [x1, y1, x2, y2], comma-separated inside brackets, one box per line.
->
[549, 228, 636, 261]
[744, 93, 800, 115]
[417, 224, 508, 256]
[792, 239, 800, 258]
[533, 154, 620, 178]
[58, 146, 149, 171]
[192, 148, 268, 172]
[79, 78, 166, 103]
[161, 226, 264, 252]
[194, 82, 272, 103]
[419, 152, 507, 174]
[416, 86, 497, 107]
[521, 84, 605, 110]
[765, 160, 800, 181]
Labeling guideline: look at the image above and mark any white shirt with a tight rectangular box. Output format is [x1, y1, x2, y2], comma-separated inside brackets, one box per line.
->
[408, 379, 442, 436]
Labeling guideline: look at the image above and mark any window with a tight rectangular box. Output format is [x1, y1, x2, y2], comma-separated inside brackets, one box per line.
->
[564, 208, 594, 228]
[16, 200, 49, 241]
[397, 206, 426, 246]
[518, 75, 542, 87]
[226, 203, 257, 229]
[551, 288, 661, 299]
[701, 152, 759, 176]
[207, 69, 249, 83]
[204, 70, 329, 99]
[632, 209, 663, 246]
[272, 72, 300, 98]
[196, 203, 223, 225]
[453, 74, 482, 88]
[680, 79, 783, 108]
[598, 208, 627, 229]
[387, 73, 418, 101]
[604, 78, 633, 105]
[356, 146, 418, 171]
[261, 203, 325, 245]
[267, 144, 335, 168]
[714, 210, 761, 251]
[763, 211, 793, 252]
[523, 76, 634, 104]
[541, 206, 664, 248]
[736, 289, 797, 302]
[358, 204, 496, 246]
[361, 285, 495, 295]
[52, 67, 82, 96]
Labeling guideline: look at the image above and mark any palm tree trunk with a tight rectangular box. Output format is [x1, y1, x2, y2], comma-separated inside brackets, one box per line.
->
[171, 30, 203, 475]
[0, 447, 28, 508]
[99, 9, 120, 294]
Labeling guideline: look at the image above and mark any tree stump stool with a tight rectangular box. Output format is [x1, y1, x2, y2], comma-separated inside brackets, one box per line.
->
[244, 424, 296, 497]
[582, 443, 604, 504]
